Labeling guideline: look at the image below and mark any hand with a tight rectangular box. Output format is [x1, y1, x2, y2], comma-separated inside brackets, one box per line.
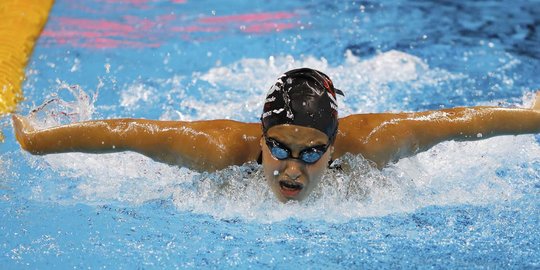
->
[12, 114, 37, 153]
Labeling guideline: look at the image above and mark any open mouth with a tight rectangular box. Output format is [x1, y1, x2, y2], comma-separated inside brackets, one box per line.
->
[279, 180, 304, 197]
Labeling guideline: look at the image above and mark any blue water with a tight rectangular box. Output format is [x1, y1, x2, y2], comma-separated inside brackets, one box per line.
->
[1, 0, 540, 268]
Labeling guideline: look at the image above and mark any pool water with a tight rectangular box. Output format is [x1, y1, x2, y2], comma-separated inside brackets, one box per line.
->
[1, 0, 540, 268]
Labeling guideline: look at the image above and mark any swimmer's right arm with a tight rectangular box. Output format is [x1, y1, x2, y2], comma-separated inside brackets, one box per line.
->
[12, 115, 262, 172]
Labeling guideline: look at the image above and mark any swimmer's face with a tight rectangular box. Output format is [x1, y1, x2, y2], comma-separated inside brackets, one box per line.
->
[261, 124, 333, 203]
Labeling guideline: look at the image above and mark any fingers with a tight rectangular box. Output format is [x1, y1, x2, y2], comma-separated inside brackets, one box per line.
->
[12, 114, 24, 135]
[11, 114, 35, 151]
[12, 114, 34, 132]
[533, 91, 540, 110]
[12, 114, 23, 129]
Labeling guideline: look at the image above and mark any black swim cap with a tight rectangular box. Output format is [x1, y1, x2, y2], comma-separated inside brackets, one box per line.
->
[261, 68, 344, 143]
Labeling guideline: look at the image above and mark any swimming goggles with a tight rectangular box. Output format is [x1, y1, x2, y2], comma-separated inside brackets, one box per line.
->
[264, 137, 328, 164]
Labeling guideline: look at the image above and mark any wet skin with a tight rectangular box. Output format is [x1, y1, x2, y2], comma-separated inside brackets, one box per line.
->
[261, 124, 333, 203]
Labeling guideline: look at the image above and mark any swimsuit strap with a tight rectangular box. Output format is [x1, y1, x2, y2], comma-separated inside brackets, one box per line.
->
[257, 151, 263, 164]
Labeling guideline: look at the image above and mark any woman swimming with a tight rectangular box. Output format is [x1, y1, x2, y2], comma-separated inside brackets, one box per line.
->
[12, 68, 540, 202]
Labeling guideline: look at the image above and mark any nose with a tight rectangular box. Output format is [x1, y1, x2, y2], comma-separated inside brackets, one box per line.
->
[283, 160, 302, 180]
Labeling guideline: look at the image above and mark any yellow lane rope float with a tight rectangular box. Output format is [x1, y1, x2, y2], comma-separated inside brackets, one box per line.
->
[0, 0, 54, 115]
[0, 0, 53, 142]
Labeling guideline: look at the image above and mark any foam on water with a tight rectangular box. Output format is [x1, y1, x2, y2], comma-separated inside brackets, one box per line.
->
[23, 51, 539, 222]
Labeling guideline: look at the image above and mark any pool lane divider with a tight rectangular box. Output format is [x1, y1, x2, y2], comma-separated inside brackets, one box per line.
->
[0, 0, 53, 142]
[0, 0, 54, 115]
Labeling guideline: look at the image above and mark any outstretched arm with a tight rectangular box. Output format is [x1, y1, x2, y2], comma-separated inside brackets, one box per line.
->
[12, 115, 262, 171]
[335, 92, 540, 168]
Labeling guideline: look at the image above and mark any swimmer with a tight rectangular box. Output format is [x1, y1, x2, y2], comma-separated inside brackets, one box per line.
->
[11, 68, 540, 202]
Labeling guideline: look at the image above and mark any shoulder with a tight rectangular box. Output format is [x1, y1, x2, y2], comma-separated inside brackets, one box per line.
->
[333, 112, 412, 168]
[336, 113, 400, 143]
[203, 120, 262, 166]
[338, 113, 410, 129]
[163, 119, 262, 170]
[333, 114, 383, 162]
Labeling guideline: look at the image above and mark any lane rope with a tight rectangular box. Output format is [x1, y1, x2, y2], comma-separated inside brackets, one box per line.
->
[0, 0, 54, 115]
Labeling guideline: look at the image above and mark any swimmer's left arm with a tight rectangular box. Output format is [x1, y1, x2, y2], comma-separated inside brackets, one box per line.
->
[407, 92, 540, 151]
[402, 105, 540, 154]
[336, 92, 540, 168]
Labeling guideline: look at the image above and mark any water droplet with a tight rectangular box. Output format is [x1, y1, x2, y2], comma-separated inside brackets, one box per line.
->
[273, 170, 279, 176]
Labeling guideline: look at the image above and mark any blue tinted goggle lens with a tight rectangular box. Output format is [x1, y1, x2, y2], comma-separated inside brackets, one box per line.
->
[270, 146, 289, 160]
[265, 137, 326, 164]
[300, 150, 323, 164]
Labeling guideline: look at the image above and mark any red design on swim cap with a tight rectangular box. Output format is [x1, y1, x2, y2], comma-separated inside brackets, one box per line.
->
[323, 78, 336, 97]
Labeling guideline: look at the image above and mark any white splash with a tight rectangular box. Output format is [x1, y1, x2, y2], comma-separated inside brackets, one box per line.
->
[31, 134, 538, 223]
[120, 83, 158, 110]
[28, 80, 97, 129]
[187, 50, 465, 119]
